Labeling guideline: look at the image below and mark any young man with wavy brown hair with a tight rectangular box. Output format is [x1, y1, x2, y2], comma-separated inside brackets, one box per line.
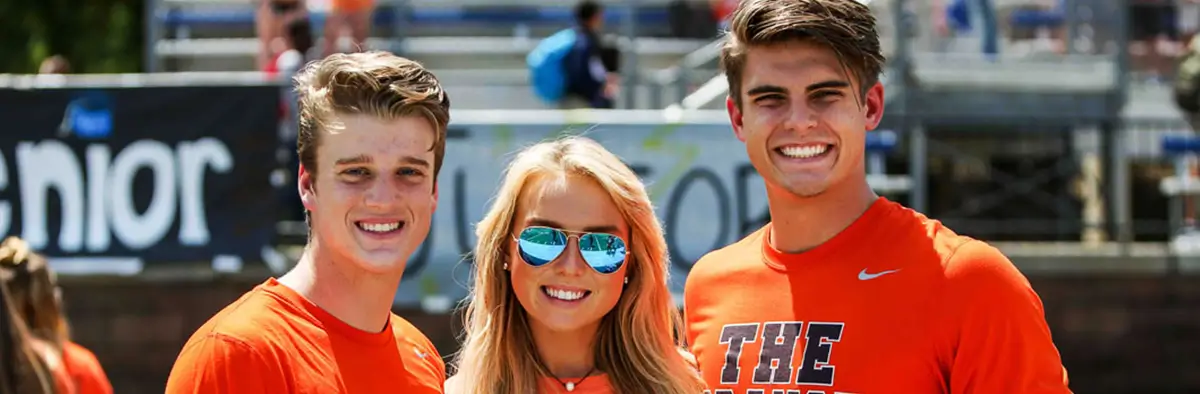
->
[167, 51, 450, 393]
[683, 1, 1072, 393]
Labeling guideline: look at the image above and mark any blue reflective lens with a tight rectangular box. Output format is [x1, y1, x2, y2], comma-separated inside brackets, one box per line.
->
[516, 227, 627, 274]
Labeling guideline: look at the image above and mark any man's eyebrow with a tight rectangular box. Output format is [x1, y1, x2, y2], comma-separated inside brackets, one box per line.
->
[399, 156, 431, 169]
[746, 84, 788, 97]
[806, 80, 851, 92]
[335, 155, 371, 166]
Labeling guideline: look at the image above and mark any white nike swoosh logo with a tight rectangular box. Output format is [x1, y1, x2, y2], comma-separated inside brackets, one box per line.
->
[858, 268, 901, 280]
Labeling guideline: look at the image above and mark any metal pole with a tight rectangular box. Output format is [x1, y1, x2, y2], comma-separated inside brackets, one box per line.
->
[909, 124, 928, 212]
[868, 152, 886, 175]
[1112, 0, 1132, 252]
[1064, 0, 1079, 55]
[675, 67, 689, 106]
[144, 0, 161, 72]
[393, 0, 413, 57]
[892, 0, 926, 212]
[892, 0, 911, 70]
[621, 0, 640, 109]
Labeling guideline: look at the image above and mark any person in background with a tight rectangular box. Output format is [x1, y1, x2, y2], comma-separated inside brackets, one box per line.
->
[711, 0, 738, 31]
[38, 56, 70, 74]
[322, 0, 375, 56]
[563, 1, 618, 109]
[932, 0, 999, 59]
[266, 17, 315, 78]
[1182, 0, 1200, 46]
[255, 0, 308, 70]
[1128, 0, 1180, 82]
[268, 16, 317, 224]
[447, 136, 705, 394]
[0, 237, 113, 394]
[0, 277, 56, 394]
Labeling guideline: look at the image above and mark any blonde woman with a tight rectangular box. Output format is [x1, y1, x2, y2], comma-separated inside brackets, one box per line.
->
[447, 136, 705, 394]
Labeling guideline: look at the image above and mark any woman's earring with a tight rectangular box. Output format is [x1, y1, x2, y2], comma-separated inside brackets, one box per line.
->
[503, 263, 508, 270]
[623, 277, 629, 285]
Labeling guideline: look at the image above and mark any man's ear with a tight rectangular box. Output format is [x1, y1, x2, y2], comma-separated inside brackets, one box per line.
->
[862, 81, 885, 130]
[298, 164, 316, 212]
[727, 96, 747, 142]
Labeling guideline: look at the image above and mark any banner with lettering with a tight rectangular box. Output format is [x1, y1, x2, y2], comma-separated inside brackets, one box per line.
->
[396, 122, 772, 308]
[0, 86, 280, 273]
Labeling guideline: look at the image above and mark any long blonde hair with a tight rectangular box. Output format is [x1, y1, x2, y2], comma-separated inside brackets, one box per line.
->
[453, 136, 704, 394]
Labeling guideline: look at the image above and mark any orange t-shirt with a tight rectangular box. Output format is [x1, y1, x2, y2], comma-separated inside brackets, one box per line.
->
[62, 341, 112, 394]
[165, 278, 445, 393]
[684, 197, 1072, 393]
[331, 0, 373, 13]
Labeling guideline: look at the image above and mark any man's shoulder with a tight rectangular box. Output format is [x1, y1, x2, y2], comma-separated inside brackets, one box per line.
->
[690, 225, 768, 276]
[879, 201, 988, 267]
[389, 314, 435, 346]
[939, 238, 1030, 291]
[181, 283, 302, 354]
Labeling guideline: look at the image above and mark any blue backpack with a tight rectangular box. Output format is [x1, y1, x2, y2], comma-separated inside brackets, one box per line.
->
[527, 28, 578, 103]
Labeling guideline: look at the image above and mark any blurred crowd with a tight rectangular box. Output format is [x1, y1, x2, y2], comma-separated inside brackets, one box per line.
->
[932, 0, 1200, 80]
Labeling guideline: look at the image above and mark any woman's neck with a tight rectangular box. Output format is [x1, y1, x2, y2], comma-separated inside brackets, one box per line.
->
[529, 319, 601, 379]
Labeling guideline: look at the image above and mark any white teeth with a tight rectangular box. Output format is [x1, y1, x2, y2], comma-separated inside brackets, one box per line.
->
[779, 145, 829, 159]
[358, 222, 401, 233]
[544, 287, 586, 301]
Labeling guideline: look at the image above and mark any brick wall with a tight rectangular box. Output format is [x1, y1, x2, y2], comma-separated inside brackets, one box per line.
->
[58, 274, 1199, 394]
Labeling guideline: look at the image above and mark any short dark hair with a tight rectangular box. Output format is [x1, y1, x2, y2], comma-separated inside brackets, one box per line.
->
[575, 1, 602, 24]
[720, 0, 885, 110]
[285, 17, 314, 55]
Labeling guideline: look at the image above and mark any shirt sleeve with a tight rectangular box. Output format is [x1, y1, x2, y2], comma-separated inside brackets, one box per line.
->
[64, 343, 114, 394]
[164, 334, 279, 394]
[941, 240, 1072, 394]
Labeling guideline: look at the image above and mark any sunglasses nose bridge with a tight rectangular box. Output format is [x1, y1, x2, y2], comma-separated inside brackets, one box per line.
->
[554, 235, 591, 274]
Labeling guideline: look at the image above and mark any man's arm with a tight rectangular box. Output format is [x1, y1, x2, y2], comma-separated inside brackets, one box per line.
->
[942, 240, 1072, 394]
[164, 334, 277, 394]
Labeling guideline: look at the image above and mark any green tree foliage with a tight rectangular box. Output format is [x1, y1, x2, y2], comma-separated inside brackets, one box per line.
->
[0, 0, 145, 74]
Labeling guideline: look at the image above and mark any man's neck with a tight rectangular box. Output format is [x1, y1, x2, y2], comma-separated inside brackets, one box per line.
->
[277, 239, 402, 333]
[766, 175, 878, 254]
[529, 320, 600, 379]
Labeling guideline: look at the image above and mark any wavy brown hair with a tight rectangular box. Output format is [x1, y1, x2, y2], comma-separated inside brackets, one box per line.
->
[452, 136, 704, 394]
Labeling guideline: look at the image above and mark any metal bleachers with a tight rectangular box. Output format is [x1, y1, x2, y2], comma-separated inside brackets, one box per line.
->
[147, 0, 707, 71]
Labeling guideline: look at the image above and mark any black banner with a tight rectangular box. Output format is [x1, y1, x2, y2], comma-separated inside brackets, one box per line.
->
[0, 86, 279, 266]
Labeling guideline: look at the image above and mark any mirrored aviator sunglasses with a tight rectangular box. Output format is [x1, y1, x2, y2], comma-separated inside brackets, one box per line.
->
[514, 226, 628, 274]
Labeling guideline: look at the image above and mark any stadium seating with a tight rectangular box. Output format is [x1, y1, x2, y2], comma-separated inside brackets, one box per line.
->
[148, 0, 721, 109]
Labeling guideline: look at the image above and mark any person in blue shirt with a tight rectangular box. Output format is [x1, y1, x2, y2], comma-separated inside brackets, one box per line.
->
[562, 1, 618, 109]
